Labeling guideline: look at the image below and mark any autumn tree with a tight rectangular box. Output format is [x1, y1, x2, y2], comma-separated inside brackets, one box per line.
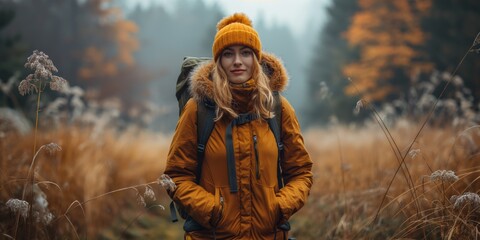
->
[76, 0, 143, 106]
[343, 0, 432, 102]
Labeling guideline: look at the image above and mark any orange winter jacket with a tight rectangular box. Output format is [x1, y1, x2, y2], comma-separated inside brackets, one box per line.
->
[164, 52, 313, 240]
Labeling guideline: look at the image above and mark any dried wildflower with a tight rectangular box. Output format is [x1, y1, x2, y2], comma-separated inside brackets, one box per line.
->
[471, 33, 480, 53]
[44, 143, 62, 155]
[452, 192, 480, 211]
[18, 74, 36, 96]
[136, 193, 146, 207]
[157, 174, 176, 191]
[34, 66, 52, 80]
[316, 81, 329, 100]
[25, 50, 58, 73]
[144, 185, 156, 202]
[473, 32, 480, 47]
[430, 170, 458, 183]
[450, 195, 458, 203]
[45, 98, 67, 115]
[443, 99, 458, 112]
[353, 100, 364, 115]
[408, 149, 421, 159]
[18, 50, 67, 96]
[49, 76, 68, 92]
[34, 212, 54, 225]
[0, 72, 19, 94]
[6, 198, 30, 219]
[452, 76, 463, 87]
[32, 184, 54, 225]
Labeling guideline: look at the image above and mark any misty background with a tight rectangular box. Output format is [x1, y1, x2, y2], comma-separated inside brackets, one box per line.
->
[0, 0, 479, 132]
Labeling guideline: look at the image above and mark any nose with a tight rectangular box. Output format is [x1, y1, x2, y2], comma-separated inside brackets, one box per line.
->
[233, 53, 242, 66]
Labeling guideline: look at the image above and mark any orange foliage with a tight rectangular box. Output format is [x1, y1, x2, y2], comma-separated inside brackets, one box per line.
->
[78, 47, 119, 81]
[77, 0, 140, 102]
[344, 0, 433, 101]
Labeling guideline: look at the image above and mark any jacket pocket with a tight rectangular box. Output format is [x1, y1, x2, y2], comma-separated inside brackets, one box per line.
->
[210, 187, 224, 228]
[253, 185, 280, 234]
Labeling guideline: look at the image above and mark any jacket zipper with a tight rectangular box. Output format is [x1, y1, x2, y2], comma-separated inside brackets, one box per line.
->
[213, 191, 224, 226]
[212, 191, 224, 239]
[219, 195, 224, 219]
[253, 134, 260, 179]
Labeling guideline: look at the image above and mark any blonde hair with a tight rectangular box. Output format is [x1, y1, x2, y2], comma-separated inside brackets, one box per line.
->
[212, 54, 274, 121]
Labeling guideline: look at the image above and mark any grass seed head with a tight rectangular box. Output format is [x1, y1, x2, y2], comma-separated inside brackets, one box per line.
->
[143, 185, 156, 202]
[430, 170, 458, 183]
[354, 99, 364, 115]
[44, 143, 62, 155]
[408, 149, 421, 159]
[452, 192, 480, 211]
[136, 193, 146, 208]
[6, 198, 30, 219]
[158, 174, 176, 192]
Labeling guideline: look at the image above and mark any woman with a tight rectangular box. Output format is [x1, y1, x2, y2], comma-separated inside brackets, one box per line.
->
[164, 13, 313, 240]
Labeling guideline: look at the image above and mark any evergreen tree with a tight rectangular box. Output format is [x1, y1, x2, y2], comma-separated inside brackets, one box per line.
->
[128, 0, 223, 131]
[421, 0, 480, 106]
[305, 0, 359, 126]
[0, 7, 27, 108]
[256, 16, 304, 118]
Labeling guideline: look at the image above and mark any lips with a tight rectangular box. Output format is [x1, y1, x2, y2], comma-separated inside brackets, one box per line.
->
[231, 69, 245, 75]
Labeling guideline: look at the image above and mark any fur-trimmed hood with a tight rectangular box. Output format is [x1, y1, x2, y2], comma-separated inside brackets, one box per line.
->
[189, 52, 289, 102]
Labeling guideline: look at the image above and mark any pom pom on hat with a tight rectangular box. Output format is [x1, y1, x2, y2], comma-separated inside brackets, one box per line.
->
[216, 13, 253, 30]
[212, 13, 262, 61]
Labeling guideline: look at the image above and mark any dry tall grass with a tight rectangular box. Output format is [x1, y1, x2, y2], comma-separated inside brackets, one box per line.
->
[291, 120, 480, 239]
[2, 120, 479, 239]
[0, 126, 171, 239]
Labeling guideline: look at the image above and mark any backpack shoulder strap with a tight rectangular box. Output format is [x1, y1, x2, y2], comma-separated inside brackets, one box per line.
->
[267, 91, 285, 189]
[169, 98, 216, 223]
[196, 98, 216, 183]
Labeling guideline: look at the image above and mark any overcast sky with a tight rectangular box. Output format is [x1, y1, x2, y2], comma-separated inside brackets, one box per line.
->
[127, 0, 329, 37]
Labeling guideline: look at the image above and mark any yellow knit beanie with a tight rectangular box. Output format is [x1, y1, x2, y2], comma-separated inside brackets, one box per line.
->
[212, 13, 262, 61]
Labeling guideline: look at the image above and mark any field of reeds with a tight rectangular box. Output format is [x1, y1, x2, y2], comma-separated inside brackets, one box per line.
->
[1, 117, 479, 239]
[1, 43, 480, 239]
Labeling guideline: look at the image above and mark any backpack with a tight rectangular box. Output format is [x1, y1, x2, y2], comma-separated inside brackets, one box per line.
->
[170, 56, 286, 226]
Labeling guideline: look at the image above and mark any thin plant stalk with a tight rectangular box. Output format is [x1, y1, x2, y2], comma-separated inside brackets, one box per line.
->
[119, 204, 165, 239]
[335, 130, 348, 218]
[59, 181, 158, 218]
[364, 35, 478, 238]
[13, 82, 48, 239]
[33, 86, 42, 155]
[13, 103, 45, 239]
[350, 81, 420, 219]
[372, 42, 474, 222]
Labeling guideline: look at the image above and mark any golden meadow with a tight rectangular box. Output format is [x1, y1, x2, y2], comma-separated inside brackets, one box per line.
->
[2, 118, 479, 239]
[1, 46, 480, 239]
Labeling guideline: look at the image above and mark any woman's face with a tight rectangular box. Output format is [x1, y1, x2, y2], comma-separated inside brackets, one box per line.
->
[220, 45, 254, 84]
